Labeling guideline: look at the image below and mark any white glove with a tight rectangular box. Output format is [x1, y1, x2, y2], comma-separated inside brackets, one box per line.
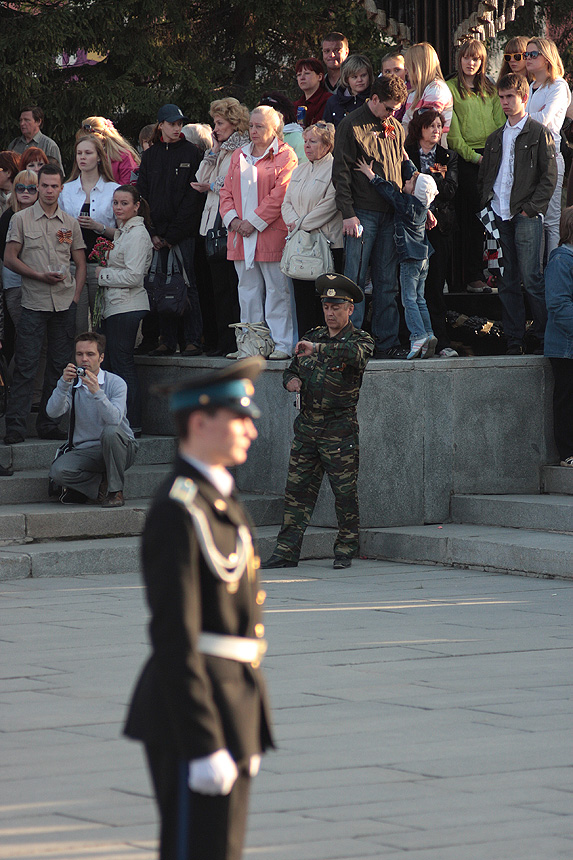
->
[188, 749, 239, 796]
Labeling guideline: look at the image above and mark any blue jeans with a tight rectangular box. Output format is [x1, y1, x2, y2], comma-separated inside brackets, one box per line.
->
[159, 239, 203, 350]
[344, 208, 399, 350]
[495, 213, 547, 343]
[100, 310, 147, 432]
[400, 258, 432, 342]
[5, 304, 76, 438]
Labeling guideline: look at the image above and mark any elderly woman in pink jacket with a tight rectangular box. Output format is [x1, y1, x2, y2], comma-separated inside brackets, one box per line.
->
[219, 105, 298, 359]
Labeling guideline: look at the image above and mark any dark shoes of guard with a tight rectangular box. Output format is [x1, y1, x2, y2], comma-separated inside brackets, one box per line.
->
[260, 555, 298, 569]
[333, 556, 352, 569]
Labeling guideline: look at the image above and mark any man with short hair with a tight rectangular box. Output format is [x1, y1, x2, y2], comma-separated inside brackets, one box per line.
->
[478, 73, 557, 355]
[46, 332, 137, 507]
[3, 165, 86, 444]
[262, 274, 374, 571]
[8, 106, 63, 170]
[322, 31, 350, 93]
[124, 356, 274, 860]
[333, 74, 409, 357]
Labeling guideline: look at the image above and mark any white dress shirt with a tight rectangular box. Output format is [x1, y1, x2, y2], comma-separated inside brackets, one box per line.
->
[491, 115, 528, 221]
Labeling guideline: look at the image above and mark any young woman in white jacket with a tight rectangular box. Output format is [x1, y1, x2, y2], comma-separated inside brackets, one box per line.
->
[95, 185, 153, 435]
[525, 37, 572, 258]
[281, 121, 343, 335]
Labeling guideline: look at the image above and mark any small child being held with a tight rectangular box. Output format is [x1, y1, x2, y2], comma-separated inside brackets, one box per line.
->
[356, 156, 438, 358]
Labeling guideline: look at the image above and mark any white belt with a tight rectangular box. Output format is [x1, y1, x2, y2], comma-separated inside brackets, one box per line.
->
[198, 632, 267, 664]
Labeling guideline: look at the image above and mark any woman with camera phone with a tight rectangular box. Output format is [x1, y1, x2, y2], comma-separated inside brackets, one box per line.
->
[94, 185, 153, 437]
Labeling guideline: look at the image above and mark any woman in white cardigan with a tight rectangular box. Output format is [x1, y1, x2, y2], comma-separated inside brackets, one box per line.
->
[525, 37, 572, 258]
[95, 185, 153, 436]
[191, 97, 250, 355]
[281, 121, 343, 335]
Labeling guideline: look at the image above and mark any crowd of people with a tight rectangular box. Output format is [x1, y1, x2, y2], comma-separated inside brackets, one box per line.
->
[1, 29, 573, 481]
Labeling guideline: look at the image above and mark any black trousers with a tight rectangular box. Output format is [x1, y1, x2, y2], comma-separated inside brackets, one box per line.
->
[455, 154, 485, 286]
[292, 247, 344, 337]
[207, 256, 241, 353]
[145, 742, 251, 860]
[549, 358, 573, 461]
[425, 228, 452, 352]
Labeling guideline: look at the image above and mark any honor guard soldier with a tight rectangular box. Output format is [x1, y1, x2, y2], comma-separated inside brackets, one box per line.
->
[262, 274, 374, 570]
[124, 357, 274, 860]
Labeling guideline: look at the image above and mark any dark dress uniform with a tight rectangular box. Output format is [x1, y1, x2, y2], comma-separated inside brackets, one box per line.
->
[125, 360, 273, 860]
[266, 275, 374, 566]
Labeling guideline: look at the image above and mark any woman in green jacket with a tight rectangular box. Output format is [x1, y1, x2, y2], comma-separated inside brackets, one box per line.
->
[447, 39, 505, 293]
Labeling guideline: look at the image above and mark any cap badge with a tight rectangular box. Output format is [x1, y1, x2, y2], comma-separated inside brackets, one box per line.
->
[326, 274, 337, 280]
[199, 394, 210, 405]
[326, 288, 336, 297]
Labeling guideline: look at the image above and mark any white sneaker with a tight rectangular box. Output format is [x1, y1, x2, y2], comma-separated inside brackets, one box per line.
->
[225, 351, 239, 359]
[268, 350, 290, 360]
[422, 335, 438, 358]
[438, 347, 459, 358]
[407, 336, 430, 359]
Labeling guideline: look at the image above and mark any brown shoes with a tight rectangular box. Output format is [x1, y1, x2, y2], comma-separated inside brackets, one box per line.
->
[101, 491, 124, 508]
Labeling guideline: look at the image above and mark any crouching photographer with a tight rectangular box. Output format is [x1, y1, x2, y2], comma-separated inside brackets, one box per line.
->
[47, 332, 138, 507]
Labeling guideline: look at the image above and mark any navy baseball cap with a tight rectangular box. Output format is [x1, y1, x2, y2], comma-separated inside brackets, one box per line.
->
[157, 104, 189, 124]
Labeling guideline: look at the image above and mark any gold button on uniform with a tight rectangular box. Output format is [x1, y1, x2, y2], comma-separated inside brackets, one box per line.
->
[214, 499, 227, 512]
[254, 623, 265, 638]
[251, 659, 260, 669]
[256, 590, 266, 605]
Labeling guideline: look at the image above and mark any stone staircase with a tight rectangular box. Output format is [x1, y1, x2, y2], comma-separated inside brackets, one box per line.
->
[0, 433, 336, 580]
[360, 466, 573, 581]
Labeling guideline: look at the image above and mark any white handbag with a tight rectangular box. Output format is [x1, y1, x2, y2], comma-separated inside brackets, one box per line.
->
[280, 226, 334, 281]
[228, 322, 274, 359]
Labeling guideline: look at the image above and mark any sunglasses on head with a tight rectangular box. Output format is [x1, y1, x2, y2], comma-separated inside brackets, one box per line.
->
[523, 50, 541, 59]
[82, 123, 94, 132]
[15, 183, 37, 194]
[504, 53, 524, 62]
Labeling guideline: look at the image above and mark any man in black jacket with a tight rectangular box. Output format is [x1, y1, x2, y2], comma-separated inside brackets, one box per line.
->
[137, 104, 204, 357]
[124, 356, 273, 860]
[478, 74, 557, 355]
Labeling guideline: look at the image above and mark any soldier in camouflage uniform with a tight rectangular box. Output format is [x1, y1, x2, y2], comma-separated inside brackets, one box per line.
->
[262, 273, 374, 570]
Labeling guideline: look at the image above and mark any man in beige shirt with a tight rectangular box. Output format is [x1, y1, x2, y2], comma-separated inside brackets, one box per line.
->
[3, 165, 86, 445]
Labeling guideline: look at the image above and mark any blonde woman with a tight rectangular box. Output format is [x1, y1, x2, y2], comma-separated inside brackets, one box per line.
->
[282, 121, 343, 334]
[402, 43, 453, 140]
[525, 37, 571, 256]
[496, 36, 531, 84]
[59, 135, 119, 331]
[447, 39, 505, 292]
[191, 97, 250, 355]
[323, 54, 374, 127]
[77, 116, 140, 185]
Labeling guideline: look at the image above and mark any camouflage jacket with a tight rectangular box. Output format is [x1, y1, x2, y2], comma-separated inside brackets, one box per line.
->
[283, 323, 374, 416]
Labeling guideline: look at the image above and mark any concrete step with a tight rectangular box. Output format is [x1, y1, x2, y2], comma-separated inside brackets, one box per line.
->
[0, 525, 336, 580]
[0, 492, 284, 545]
[360, 523, 573, 580]
[0, 462, 173, 505]
[541, 465, 573, 495]
[0, 434, 176, 473]
[451, 493, 573, 534]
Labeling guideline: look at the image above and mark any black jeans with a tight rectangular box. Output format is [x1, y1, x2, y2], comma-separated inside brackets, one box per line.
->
[100, 310, 147, 432]
[5, 304, 76, 438]
[159, 239, 203, 351]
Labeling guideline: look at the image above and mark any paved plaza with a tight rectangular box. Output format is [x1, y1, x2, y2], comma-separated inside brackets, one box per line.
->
[1, 559, 572, 860]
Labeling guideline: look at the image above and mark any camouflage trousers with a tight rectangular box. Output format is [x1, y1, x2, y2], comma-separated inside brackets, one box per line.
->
[274, 412, 360, 561]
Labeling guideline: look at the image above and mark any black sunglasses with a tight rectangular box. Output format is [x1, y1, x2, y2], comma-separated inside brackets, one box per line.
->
[82, 123, 94, 132]
[504, 53, 524, 62]
[15, 183, 37, 194]
[523, 50, 541, 59]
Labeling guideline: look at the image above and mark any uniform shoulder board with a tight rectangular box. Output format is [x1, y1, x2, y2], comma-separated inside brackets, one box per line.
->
[169, 476, 198, 509]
